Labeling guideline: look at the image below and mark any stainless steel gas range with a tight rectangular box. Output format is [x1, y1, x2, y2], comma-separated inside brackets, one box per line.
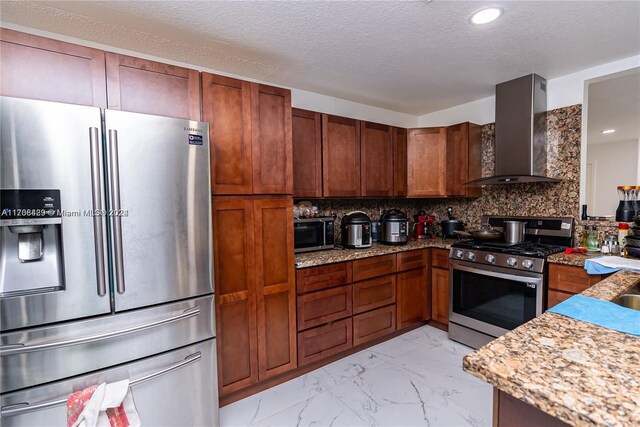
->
[448, 215, 574, 349]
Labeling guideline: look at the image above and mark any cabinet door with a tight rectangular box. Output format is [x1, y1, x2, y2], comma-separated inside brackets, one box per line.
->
[251, 84, 293, 194]
[393, 127, 408, 197]
[253, 199, 297, 379]
[361, 121, 394, 197]
[397, 267, 428, 329]
[0, 28, 106, 107]
[292, 108, 323, 198]
[353, 275, 396, 314]
[431, 267, 450, 325]
[296, 262, 352, 295]
[106, 53, 200, 120]
[397, 249, 427, 272]
[297, 318, 352, 366]
[446, 122, 482, 197]
[202, 73, 253, 195]
[352, 254, 397, 282]
[322, 114, 361, 197]
[212, 199, 258, 394]
[297, 285, 352, 331]
[353, 305, 396, 346]
[548, 264, 603, 294]
[407, 127, 447, 197]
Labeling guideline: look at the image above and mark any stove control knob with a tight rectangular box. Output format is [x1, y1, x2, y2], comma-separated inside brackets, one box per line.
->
[455, 250, 464, 259]
[485, 254, 496, 264]
[522, 259, 534, 269]
[466, 251, 476, 261]
[506, 257, 517, 267]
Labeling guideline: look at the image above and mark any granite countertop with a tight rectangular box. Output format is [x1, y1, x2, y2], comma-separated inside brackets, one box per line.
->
[294, 239, 458, 269]
[547, 251, 607, 267]
[463, 270, 640, 426]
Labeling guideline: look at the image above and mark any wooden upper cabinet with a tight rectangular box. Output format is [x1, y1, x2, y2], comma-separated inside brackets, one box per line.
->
[203, 73, 253, 195]
[361, 121, 394, 197]
[251, 84, 293, 195]
[407, 127, 447, 197]
[393, 127, 408, 197]
[446, 122, 482, 197]
[292, 108, 323, 198]
[253, 198, 297, 379]
[0, 28, 106, 107]
[106, 53, 200, 120]
[322, 114, 361, 197]
[212, 198, 258, 393]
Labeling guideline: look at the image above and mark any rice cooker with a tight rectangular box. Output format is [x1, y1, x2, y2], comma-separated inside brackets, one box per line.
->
[341, 211, 372, 249]
[379, 209, 409, 245]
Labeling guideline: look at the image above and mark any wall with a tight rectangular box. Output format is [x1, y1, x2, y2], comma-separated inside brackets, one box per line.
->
[309, 104, 587, 244]
[586, 139, 639, 216]
[418, 55, 640, 127]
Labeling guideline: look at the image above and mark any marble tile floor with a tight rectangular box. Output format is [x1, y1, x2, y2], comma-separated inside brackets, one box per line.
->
[220, 325, 492, 427]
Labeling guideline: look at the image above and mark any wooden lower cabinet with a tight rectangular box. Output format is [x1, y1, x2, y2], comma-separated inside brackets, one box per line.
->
[431, 267, 450, 325]
[397, 267, 428, 329]
[213, 197, 296, 396]
[298, 318, 353, 366]
[353, 305, 397, 346]
[353, 254, 397, 281]
[296, 262, 352, 294]
[353, 275, 396, 314]
[297, 285, 353, 331]
[493, 389, 569, 427]
[547, 264, 605, 308]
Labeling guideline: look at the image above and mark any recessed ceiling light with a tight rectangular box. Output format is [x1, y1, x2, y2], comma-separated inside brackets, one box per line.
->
[601, 129, 616, 134]
[470, 7, 503, 25]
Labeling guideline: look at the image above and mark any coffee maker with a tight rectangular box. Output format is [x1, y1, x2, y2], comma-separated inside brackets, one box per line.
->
[412, 212, 436, 239]
[615, 185, 638, 222]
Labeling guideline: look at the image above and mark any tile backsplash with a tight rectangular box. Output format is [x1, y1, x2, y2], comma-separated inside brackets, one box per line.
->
[300, 104, 604, 245]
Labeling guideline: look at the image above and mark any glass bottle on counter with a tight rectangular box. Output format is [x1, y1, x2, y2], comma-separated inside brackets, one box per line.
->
[586, 226, 599, 252]
[618, 223, 629, 249]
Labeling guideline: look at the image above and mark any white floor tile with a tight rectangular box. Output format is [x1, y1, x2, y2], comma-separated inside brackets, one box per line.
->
[220, 326, 493, 427]
[219, 369, 334, 426]
[251, 389, 369, 427]
[321, 347, 391, 387]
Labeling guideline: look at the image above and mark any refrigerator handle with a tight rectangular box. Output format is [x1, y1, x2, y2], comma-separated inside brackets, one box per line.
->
[0, 307, 200, 357]
[108, 129, 126, 294]
[90, 127, 107, 297]
[0, 352, 202, 418]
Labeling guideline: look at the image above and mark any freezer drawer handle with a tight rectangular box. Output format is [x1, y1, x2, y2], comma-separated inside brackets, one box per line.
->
[0, 352, 202, 418]
[90, 126, 107, 297]
[108, 129, 126, 295]
[0, 307, 200, 357]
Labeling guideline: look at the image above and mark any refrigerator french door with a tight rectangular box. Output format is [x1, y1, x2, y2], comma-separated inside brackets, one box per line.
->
[1, 97, 212, 330]
[0, 96, 217, 425]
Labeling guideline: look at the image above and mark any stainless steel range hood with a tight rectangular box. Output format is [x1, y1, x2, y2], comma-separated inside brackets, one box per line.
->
[470, 74, 560, 185]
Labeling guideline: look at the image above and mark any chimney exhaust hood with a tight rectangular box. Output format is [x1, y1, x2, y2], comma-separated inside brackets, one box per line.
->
[470, 74, 560, 185]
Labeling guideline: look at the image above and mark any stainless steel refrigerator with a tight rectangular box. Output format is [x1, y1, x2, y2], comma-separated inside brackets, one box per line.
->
[0, 96, 218, 426]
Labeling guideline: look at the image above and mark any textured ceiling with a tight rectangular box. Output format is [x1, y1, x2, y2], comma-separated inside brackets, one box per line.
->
[587, 69, 640, 145]
[1, 1, 639, 115]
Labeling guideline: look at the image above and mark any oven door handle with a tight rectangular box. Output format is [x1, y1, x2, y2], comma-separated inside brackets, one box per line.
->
[451, 262, 543, 286]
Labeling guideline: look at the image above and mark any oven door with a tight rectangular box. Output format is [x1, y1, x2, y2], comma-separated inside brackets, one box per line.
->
[449, 260, 544, 338]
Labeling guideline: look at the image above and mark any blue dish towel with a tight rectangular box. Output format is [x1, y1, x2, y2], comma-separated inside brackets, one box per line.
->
[548, 294, 640, 336]
[584, 258, 620, 275]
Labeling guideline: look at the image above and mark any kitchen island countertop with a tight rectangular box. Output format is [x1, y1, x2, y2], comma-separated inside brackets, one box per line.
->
[294, 239, 457, 269]
[547, 251, 605, 267]
[463, 270, 640, 426]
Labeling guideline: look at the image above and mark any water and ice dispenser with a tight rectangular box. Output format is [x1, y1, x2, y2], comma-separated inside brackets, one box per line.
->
[0, 190, 65, 297]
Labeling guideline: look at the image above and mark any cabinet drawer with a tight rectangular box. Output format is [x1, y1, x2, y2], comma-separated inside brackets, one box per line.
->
[296, 262, 352, 294]
[548, 264, 602, 294]
[353, 254, 396, 282]
[353, 305, 396, 346]
[431, 248, 450, 269]
[296, 285, 352, 331]
[297, 318, 352, 366]
[353, 275, 396, 314]
[397, 249, 427, 272]
[547, 289, 574, 309]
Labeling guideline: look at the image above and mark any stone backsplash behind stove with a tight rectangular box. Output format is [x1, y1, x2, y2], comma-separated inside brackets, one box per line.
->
[301, 104, 621, 246]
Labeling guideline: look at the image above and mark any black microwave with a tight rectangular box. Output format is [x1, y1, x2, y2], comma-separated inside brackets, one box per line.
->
[294, 217, 334, 253]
